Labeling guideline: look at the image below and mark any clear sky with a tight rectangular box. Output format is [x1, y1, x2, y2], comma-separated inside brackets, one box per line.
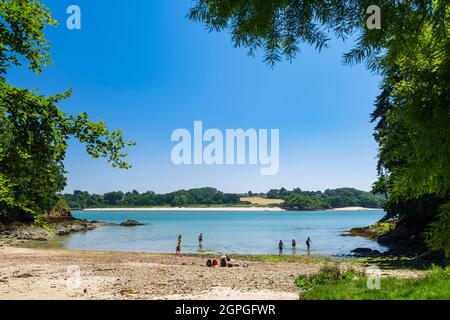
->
[10, 0, 381, 194]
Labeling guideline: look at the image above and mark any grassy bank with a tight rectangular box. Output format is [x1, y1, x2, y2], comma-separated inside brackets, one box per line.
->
[296, 265, 450, 300]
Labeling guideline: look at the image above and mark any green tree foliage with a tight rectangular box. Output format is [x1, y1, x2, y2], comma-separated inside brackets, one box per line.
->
[283, 194, 330, 210]
[0, 0, 56, 75]
[188, 0, 421, 69]
[63, 188, 241, 209]
[189, 0, 450, 254]
[369, 3, 449, 254]
[278, 188, 385, 210]
[64, 187, 382, 210]
[0, 0, 134, 222]
[427, 205, 450, 257]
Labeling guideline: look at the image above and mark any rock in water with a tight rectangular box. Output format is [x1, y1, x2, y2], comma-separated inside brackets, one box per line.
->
[120, 220, 144, 227]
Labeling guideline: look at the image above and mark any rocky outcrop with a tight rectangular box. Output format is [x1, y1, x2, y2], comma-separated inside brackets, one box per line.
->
[47, 199, 73, 221]
[120, 220, 144, 227]
[344, 220, 397, 240]
[0, 220, 103, 241]
[3, 229, 50, 241]
[55, 221, 97, 235]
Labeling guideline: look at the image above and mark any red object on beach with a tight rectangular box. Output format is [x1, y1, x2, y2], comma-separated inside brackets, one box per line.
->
[212, 259, 219, 266]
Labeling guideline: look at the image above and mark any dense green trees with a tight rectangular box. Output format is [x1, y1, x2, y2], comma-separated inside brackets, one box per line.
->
[283, 195, 330, 211]
[0, 0, 133, 223]
[268, 187, 385, 210]
[63, 187, 382, 210]
[189, 0, 449, 254]
[370, 4, 450, 254]
[63, 188, 241, 209]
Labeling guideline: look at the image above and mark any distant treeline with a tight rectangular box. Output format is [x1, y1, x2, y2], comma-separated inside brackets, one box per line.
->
[265, 188, 385, 210]
[63, 188, 241, 209]
[63, 187, 385, 210]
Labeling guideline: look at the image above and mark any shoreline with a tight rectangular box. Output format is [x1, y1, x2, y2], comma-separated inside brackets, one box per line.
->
[78, 206, 382, 212]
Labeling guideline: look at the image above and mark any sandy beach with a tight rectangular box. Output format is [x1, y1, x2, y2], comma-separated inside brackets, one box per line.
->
[327, 207, 383, 211]
[82, 207, 285, 212]
[81, 207, 381, 212]
[0, 246, 306, 300]
[0, 245, 423, 300]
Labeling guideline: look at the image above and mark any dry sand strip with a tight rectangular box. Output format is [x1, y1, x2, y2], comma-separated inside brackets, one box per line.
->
[155, 287, 298, 300]
[0, 246, 321, 300]
[326, 207, 383, 211]
[82, 207, 285, 212]
[81, 206, 381, 212]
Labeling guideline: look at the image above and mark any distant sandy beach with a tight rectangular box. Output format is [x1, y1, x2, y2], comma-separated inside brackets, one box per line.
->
[327, 207, 383, 211]
[82, 207, 285, 212]
[81, 206, 382, 212]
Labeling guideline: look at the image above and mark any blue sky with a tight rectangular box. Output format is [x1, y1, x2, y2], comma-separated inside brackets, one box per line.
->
[10, 0, 381, 194]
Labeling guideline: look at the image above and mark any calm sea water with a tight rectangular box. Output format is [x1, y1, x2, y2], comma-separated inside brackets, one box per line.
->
[67, 210, 388, 256]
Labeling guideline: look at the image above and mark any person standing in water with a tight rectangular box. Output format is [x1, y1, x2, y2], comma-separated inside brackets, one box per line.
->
[306, 237, 312, 252]
[291, 238, 297, 255]
[278, 240, 285, 255]
[176, 235, 182, 255]
[198, 232, 203, 248]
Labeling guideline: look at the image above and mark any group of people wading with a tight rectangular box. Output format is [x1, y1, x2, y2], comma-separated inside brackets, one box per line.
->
[175, 233, 203, 255]
[278, 237, 312, 255]
[175, 233, 312, 255]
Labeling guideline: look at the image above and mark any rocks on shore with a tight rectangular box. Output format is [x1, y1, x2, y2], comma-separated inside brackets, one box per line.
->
[3, 229, 50, 241]
[351, 247, 381, 257]
[120, 220, 144, 227]
[56, 221, 97, 236]
[0, 219, 102, 241]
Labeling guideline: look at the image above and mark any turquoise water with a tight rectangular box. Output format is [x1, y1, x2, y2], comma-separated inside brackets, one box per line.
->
[69, 210, 388, 256]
